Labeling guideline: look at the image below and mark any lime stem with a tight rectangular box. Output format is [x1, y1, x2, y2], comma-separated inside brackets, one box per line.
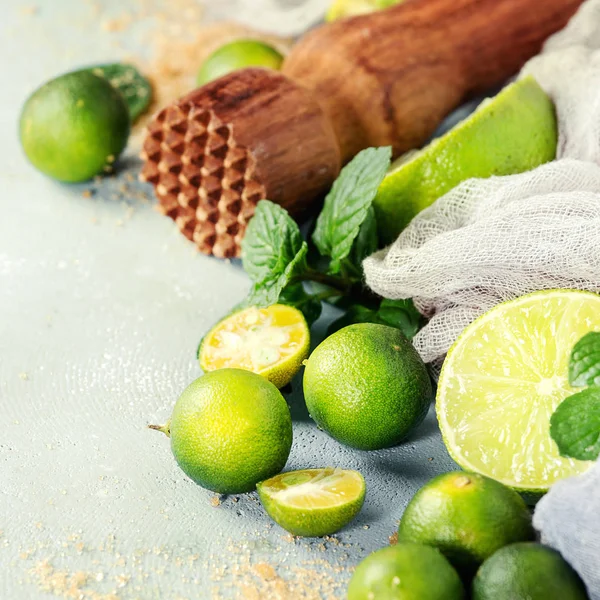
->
[298, 270, 352, 294]
[148, 423, 170, 437]
[295, 270, 378, 308]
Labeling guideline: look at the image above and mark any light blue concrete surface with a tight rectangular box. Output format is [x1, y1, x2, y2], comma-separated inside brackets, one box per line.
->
[0, 2, 457, 598]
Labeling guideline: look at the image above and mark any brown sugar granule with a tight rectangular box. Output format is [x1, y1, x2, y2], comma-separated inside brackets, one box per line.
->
[252, 562, 277, 581]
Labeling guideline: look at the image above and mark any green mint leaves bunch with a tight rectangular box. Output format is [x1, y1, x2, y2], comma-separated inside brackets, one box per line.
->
[239, 146, 422, 338]
[551, 332, 600, 461]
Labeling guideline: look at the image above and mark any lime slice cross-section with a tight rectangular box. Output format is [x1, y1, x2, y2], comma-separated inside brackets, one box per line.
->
[437, 290, 600, 493]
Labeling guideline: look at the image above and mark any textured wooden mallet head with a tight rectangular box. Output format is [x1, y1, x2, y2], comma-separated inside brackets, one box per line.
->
[141, 0, 583, 258]
[140, 69, 341, 258]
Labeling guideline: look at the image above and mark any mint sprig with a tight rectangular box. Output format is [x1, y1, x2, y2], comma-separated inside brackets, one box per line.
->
[228, 146, 420, 337]
[551, 331, 600, 461]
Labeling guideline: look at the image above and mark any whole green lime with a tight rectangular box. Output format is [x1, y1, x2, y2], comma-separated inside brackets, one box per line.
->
[472, 543, 588, 600]
[19, 71, 130, 182]
[348, 543, 465, 600]
[151, 368, 293, 494]
[398, 472, 534, 574]
[197, 40, 284, 86]
[303, 323, 432, 450]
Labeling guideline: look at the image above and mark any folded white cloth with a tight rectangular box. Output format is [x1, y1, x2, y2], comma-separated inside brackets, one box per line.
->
[534, 461, 600, 599]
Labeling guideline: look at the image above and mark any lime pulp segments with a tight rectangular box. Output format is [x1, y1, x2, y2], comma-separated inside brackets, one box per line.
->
[198, 304, 310, 389]
[437, 290, 600, 493]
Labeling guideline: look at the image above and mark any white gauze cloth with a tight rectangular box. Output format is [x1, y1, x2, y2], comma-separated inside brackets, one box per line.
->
[363, 3, 600, 597]
[364, 0, 600, 368]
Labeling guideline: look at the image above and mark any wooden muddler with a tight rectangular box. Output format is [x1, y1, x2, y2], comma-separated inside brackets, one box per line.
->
[140, 0, 582, 258]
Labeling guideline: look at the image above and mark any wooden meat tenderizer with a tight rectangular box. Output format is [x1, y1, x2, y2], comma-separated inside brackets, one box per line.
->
[140, 0, 583, 258]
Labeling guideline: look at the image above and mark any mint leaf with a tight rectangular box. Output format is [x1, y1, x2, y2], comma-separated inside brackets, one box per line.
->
[244, 243, 308, 308]
[377, 299, 423, 341]
[327, 298, 423, 340]
[341, 206, 379, 279]
[279, 283, 322, 326]
[242, 200, 308, 291]
[313, 146, 391, 273]
[550, 387, 600, 461]
[569, 331, 600, 387]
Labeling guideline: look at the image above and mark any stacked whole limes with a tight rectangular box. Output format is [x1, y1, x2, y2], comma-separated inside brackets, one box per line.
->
[397, 471, 534, 574]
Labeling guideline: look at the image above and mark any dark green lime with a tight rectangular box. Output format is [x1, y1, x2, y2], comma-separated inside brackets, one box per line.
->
[84, 63, 152, 121]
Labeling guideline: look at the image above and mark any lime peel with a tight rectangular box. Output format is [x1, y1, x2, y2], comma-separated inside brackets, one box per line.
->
[374, 76, 557, 243]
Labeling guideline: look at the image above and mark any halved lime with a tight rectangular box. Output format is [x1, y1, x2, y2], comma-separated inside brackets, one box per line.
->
[374, 76, 557, 244]
[198, 304, 309, 389]
[437, 290, 600, 494]
[257, 468, 366, 537]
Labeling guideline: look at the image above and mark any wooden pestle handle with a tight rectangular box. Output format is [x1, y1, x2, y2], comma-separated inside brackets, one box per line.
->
[284, 0, 583, 162]
[141, 0, 583, 258]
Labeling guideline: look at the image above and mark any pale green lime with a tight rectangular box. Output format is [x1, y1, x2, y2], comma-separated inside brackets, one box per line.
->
[326, 0, 403, 21]
[374, 76, 557, 244]
[197, 40, 284, 86]
[437, 290, 600, 494]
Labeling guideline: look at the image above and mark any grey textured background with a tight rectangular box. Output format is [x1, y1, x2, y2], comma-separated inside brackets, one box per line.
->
[0, 1, 457, 598]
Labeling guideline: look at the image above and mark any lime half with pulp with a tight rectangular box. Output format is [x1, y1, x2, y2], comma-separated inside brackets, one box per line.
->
[257, 468, 366, 537]
[198, 304, 309, 389]
[437, 290, 600, 494]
